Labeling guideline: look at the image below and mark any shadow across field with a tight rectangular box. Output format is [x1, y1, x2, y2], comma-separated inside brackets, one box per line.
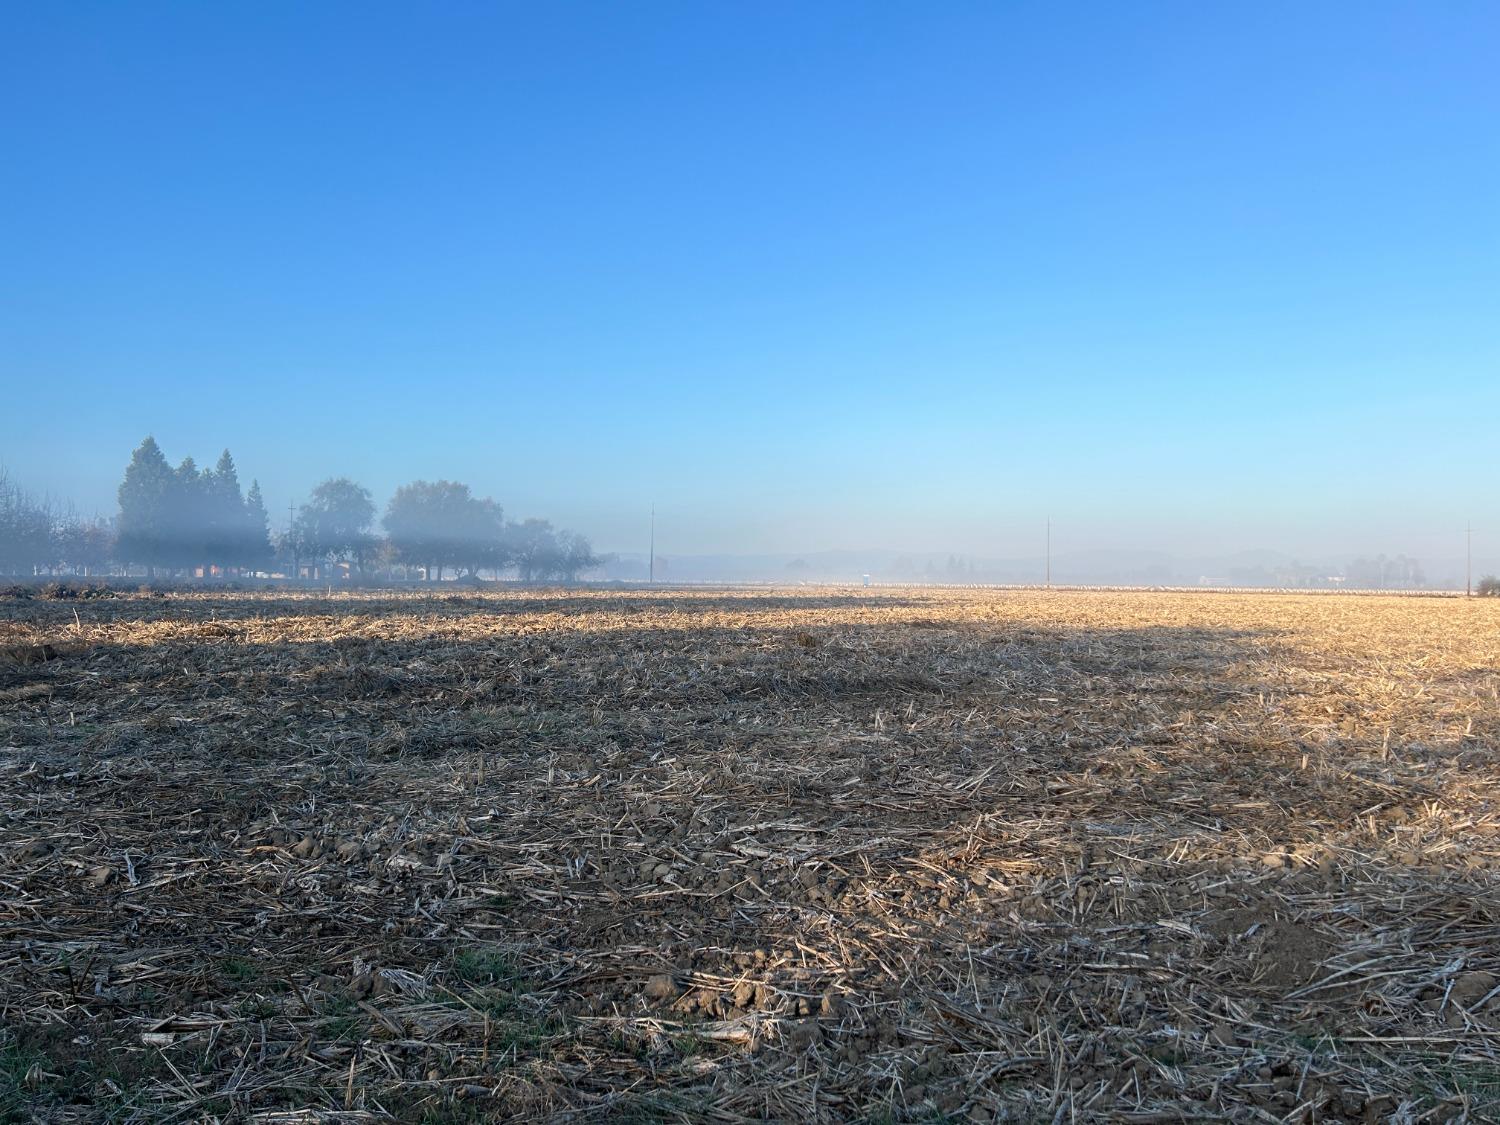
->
[4, 612, 1275, 719]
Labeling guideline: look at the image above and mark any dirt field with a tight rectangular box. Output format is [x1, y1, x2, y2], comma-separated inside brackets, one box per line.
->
[2, 586, 1499, 1122]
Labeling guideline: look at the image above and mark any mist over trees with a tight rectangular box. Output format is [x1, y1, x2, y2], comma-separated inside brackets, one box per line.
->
[510, 519, 598, 582]
[294, 478, 376, 575]
[0, 438, 1472, 590]
[381, 481, 599, 582]
[0, 470, 55, 574]
[0, 438, 602, 582]
[1, 469, 113, 577]
[116, 437, 273, 574]
[385, 480, 505, 579]
[1343, 554, 1425, 590]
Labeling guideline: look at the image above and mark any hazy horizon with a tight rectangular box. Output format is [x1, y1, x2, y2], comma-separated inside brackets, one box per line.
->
[4, 4, 1497, 571]
[0, 441, 1490, 575]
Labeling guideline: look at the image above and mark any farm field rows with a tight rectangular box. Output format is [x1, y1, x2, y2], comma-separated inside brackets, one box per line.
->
[2, 586, 1499, 1122]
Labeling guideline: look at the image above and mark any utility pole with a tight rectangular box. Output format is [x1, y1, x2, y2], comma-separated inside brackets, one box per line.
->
[649, 504, 655, 585]
[287, 500, 297, 581]
[1467, 522, 1473, 598]
[1045, 517, 1051, 588]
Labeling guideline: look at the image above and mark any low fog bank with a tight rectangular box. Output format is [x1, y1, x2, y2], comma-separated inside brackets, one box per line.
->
[2, 443, 1492, 592]
[598, 547, 1492, 591]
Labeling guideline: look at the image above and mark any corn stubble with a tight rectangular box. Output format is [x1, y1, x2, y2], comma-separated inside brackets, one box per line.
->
[2, 586, 1498, 1121]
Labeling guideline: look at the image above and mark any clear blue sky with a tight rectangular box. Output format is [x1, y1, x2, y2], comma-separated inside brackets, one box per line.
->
[3, 2, 1496, 564]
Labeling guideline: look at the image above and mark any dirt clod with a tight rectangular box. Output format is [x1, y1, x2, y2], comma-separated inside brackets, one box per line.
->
[644, 974, 680, 1001]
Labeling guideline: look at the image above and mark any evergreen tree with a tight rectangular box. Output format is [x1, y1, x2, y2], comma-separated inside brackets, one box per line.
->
[116, 436, 175, 573]
[243, 480, 273, 572]
[203, 449, 245, 571]
[169, 457, 208, 570]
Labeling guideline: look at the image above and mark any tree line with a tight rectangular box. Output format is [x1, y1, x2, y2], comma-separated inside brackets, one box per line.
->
[0, 437, 601, 582]
[116, 438, 274, 572]
[0, 469, 115, 576]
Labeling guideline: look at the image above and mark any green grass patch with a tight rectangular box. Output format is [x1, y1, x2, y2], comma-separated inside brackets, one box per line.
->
[1, 1038, 47, 1122]
[318, 994, 365, 1043]
[450, 946, 523, 987]
[220, 956, 260, 983]
[1414, 1058, 1500, 1107]
[439, 944, 571, 1070]
[0, 1023, 178, 1123]
[487, 1013, 565, 1058]
[236, 996, 278, 1020]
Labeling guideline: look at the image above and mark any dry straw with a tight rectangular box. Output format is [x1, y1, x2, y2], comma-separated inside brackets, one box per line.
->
[2, 586, 1498, 1121]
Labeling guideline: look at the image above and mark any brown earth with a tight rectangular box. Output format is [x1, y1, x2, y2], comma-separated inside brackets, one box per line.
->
[1, 585, 1499, 1122]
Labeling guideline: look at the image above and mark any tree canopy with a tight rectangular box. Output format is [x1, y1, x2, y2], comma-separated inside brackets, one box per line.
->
[384, 480, 505, 579]
[383, 483, 600, 581]
[0, 471, 61, 575]
[509, 518, 599, 582]
[295, 478, 376, 572]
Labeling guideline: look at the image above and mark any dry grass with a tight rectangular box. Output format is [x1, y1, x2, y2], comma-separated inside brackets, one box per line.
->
[2, 585, 1499, 1122]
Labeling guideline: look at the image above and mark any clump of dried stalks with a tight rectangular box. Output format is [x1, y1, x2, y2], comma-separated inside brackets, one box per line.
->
[2, 586, 1498, 1122]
